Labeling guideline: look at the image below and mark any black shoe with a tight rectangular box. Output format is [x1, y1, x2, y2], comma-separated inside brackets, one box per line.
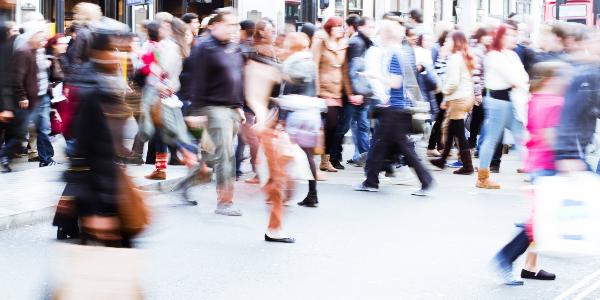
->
[1, 158, 11, 173]
[264, 234, 295, 243]
[490, 165, 500, 173]
[297, 193, 319, 207]
[39, 160, 58, 168]
[331, 160, 345, 170]
[521, 269, 556, 280]
[57, 227, 79, 240]
[28, 156, 40, 162]
[169, 158, 183, 166]
[125, 157, 145, 165]
[429, 158, 446, 169]
[347, 159, 355, 164]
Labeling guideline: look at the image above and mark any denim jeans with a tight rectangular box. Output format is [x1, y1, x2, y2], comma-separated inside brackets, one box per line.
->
[30, 95, 54, 164]
[596, 160, 600, 175]
[479, 97, 524, 169]
[332, 103, 370, 162]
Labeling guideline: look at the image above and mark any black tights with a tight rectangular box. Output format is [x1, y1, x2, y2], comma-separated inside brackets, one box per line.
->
[441, 119, 469, 160]
[303, 147, 317, 194]
[324, 106, 342, 156]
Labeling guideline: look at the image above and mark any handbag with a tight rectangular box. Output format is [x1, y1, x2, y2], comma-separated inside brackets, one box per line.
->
[349, 56, 373, 97]
[117, 169, 150, 237]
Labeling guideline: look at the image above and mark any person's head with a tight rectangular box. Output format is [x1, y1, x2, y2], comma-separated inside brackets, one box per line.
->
[345, 14, 360, 36]
[210, 7, 238, 43]
[323, 16, 344, 40]
[448, 31, 474, 71]
[239, 19, 255, 42]
[90, 18, 132, 75]
[284, 32, 310, 53]
[491, 23, 517, 51]
[377, 19, 405, 46]
[155, 11, 174, 23]
[529, 60, 571, 93]
[405, 24, 418, 46]
[409, 9, 423, 24]
[45, 33, 68, 55]
[73, 2, 102, 25]
[171, 18, 191, 58]
[416, 34, 433, 49]
[436, 30, 449, 47]
[300, 22, 316, 47]
[472, 26, 493, 49]
[146, 20, 161, 42]
[0, 21, 8, 45]
[253, 18, 275, 45]
[181, 12, 200, 36]
[6, 21, 19, 37]
[199, 14, 215, 35]
[357, 17, 375, 38]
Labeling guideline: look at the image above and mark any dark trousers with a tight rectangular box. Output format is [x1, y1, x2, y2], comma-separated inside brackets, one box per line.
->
[364, 109, 433, 189]
[469, 104, 484, 149]
[492, 136, 504, 167]
[324, 106, 343, 159]
[427, 93, 445, 150]
[441, 119, 469, 159]
[331, 102, 370, 163]
[497, 229, 531, 265]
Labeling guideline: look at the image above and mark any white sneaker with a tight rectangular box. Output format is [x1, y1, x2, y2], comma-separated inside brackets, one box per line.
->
[215, 203, 243, 216]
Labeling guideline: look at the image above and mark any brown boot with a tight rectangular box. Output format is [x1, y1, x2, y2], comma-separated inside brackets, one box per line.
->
[476, 168, 500, 189]
[454, 150, 474, 175]
[319, 154, 338, 172]
[145, 152, 168, 180]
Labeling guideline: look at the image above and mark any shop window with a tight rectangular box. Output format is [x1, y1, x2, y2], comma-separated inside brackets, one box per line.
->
[0, 0, 16, 21]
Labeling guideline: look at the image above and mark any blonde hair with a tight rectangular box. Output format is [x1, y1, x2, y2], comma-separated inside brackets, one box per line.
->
[529, 61, 570, 92]
[284, 32, 310, 53]
[73, 2, 102, 24]
[378, 19, 405, 44]
[155, 12, 174, 23]
[171, 18, 191, 58]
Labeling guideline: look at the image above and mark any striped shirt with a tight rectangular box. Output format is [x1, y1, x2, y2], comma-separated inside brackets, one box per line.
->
[389, 54, 411, 109]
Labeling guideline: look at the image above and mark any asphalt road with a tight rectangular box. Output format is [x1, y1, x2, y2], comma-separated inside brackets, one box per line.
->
[1, 149, 600, 299]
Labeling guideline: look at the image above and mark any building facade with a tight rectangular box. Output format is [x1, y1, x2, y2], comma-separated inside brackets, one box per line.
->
[1, 0, 543, 34]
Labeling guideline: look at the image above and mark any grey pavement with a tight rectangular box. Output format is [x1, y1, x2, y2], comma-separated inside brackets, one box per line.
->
[2, 142, 600, 299]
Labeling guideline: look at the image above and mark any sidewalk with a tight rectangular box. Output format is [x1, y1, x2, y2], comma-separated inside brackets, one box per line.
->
[0, 164, 190, 231]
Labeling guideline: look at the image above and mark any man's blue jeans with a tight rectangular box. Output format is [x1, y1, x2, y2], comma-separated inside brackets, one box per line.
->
[479, 97, 524, 169]
[596, 160, 600, 174]
[332, 103, 370, 162]
[30, 95, 54, 164]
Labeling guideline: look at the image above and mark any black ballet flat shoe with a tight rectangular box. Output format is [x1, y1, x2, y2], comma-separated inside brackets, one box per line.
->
[521, 269, 556, 280]
[265, 234, 295, 243]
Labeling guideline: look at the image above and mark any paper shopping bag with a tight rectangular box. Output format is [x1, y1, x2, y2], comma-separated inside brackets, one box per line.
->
[533, 172, 600, 256]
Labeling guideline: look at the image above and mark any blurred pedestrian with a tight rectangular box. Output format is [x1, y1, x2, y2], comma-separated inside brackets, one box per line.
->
[313, 16, 350, 172]
[492, 61, 568, 286]
[354, 20, 434, 196]
[429, 31, 475, 175]
[182, 12, 200, 37]
[468, 26, 492, 154]
[190, 8, 246, 216]
[335, 16, 375, 168]
[281, 32, 321, 207]
[426, 30, 450, 157]
[476, 23, 528, 189]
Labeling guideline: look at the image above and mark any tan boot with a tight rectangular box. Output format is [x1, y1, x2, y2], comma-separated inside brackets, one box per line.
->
[319, 154, 338, 172]
[476, 168, 500, 189]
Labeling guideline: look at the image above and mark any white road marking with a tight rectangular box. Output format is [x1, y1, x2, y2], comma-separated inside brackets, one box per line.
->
[554, 270, 600, 300]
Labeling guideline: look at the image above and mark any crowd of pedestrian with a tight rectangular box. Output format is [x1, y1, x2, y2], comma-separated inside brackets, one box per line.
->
[1, 3, 600, 287]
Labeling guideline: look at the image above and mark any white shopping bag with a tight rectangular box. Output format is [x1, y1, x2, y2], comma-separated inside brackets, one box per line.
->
[534, 172, 600, 256]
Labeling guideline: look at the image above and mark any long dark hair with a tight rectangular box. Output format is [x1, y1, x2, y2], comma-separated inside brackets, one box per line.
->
[0, 21, 8, 45]
[437, 30, 449, 46]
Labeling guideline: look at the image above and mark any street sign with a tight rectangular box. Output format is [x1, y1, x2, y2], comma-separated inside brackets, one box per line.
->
[127, 0, 148, 6]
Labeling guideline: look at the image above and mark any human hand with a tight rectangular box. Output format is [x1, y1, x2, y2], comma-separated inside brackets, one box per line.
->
[0, 110, 14, 122]
[237, 108, 246, 124]
[82, 215, 121, 241]
[440, 101, 448, 110]
[556, 159, 588, 173]
[19, 100, 29, 109]
[349, 94, 364, 105]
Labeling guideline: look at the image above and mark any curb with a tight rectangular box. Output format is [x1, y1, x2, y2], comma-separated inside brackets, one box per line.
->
[0, 176, 185, 232]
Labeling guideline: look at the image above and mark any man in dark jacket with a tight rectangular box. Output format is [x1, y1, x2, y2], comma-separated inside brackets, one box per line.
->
[0, 25, 56, 171]
[555, 63, 600, 174]
[191, 8, 246, 216]
[331, 16, 375, 168]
